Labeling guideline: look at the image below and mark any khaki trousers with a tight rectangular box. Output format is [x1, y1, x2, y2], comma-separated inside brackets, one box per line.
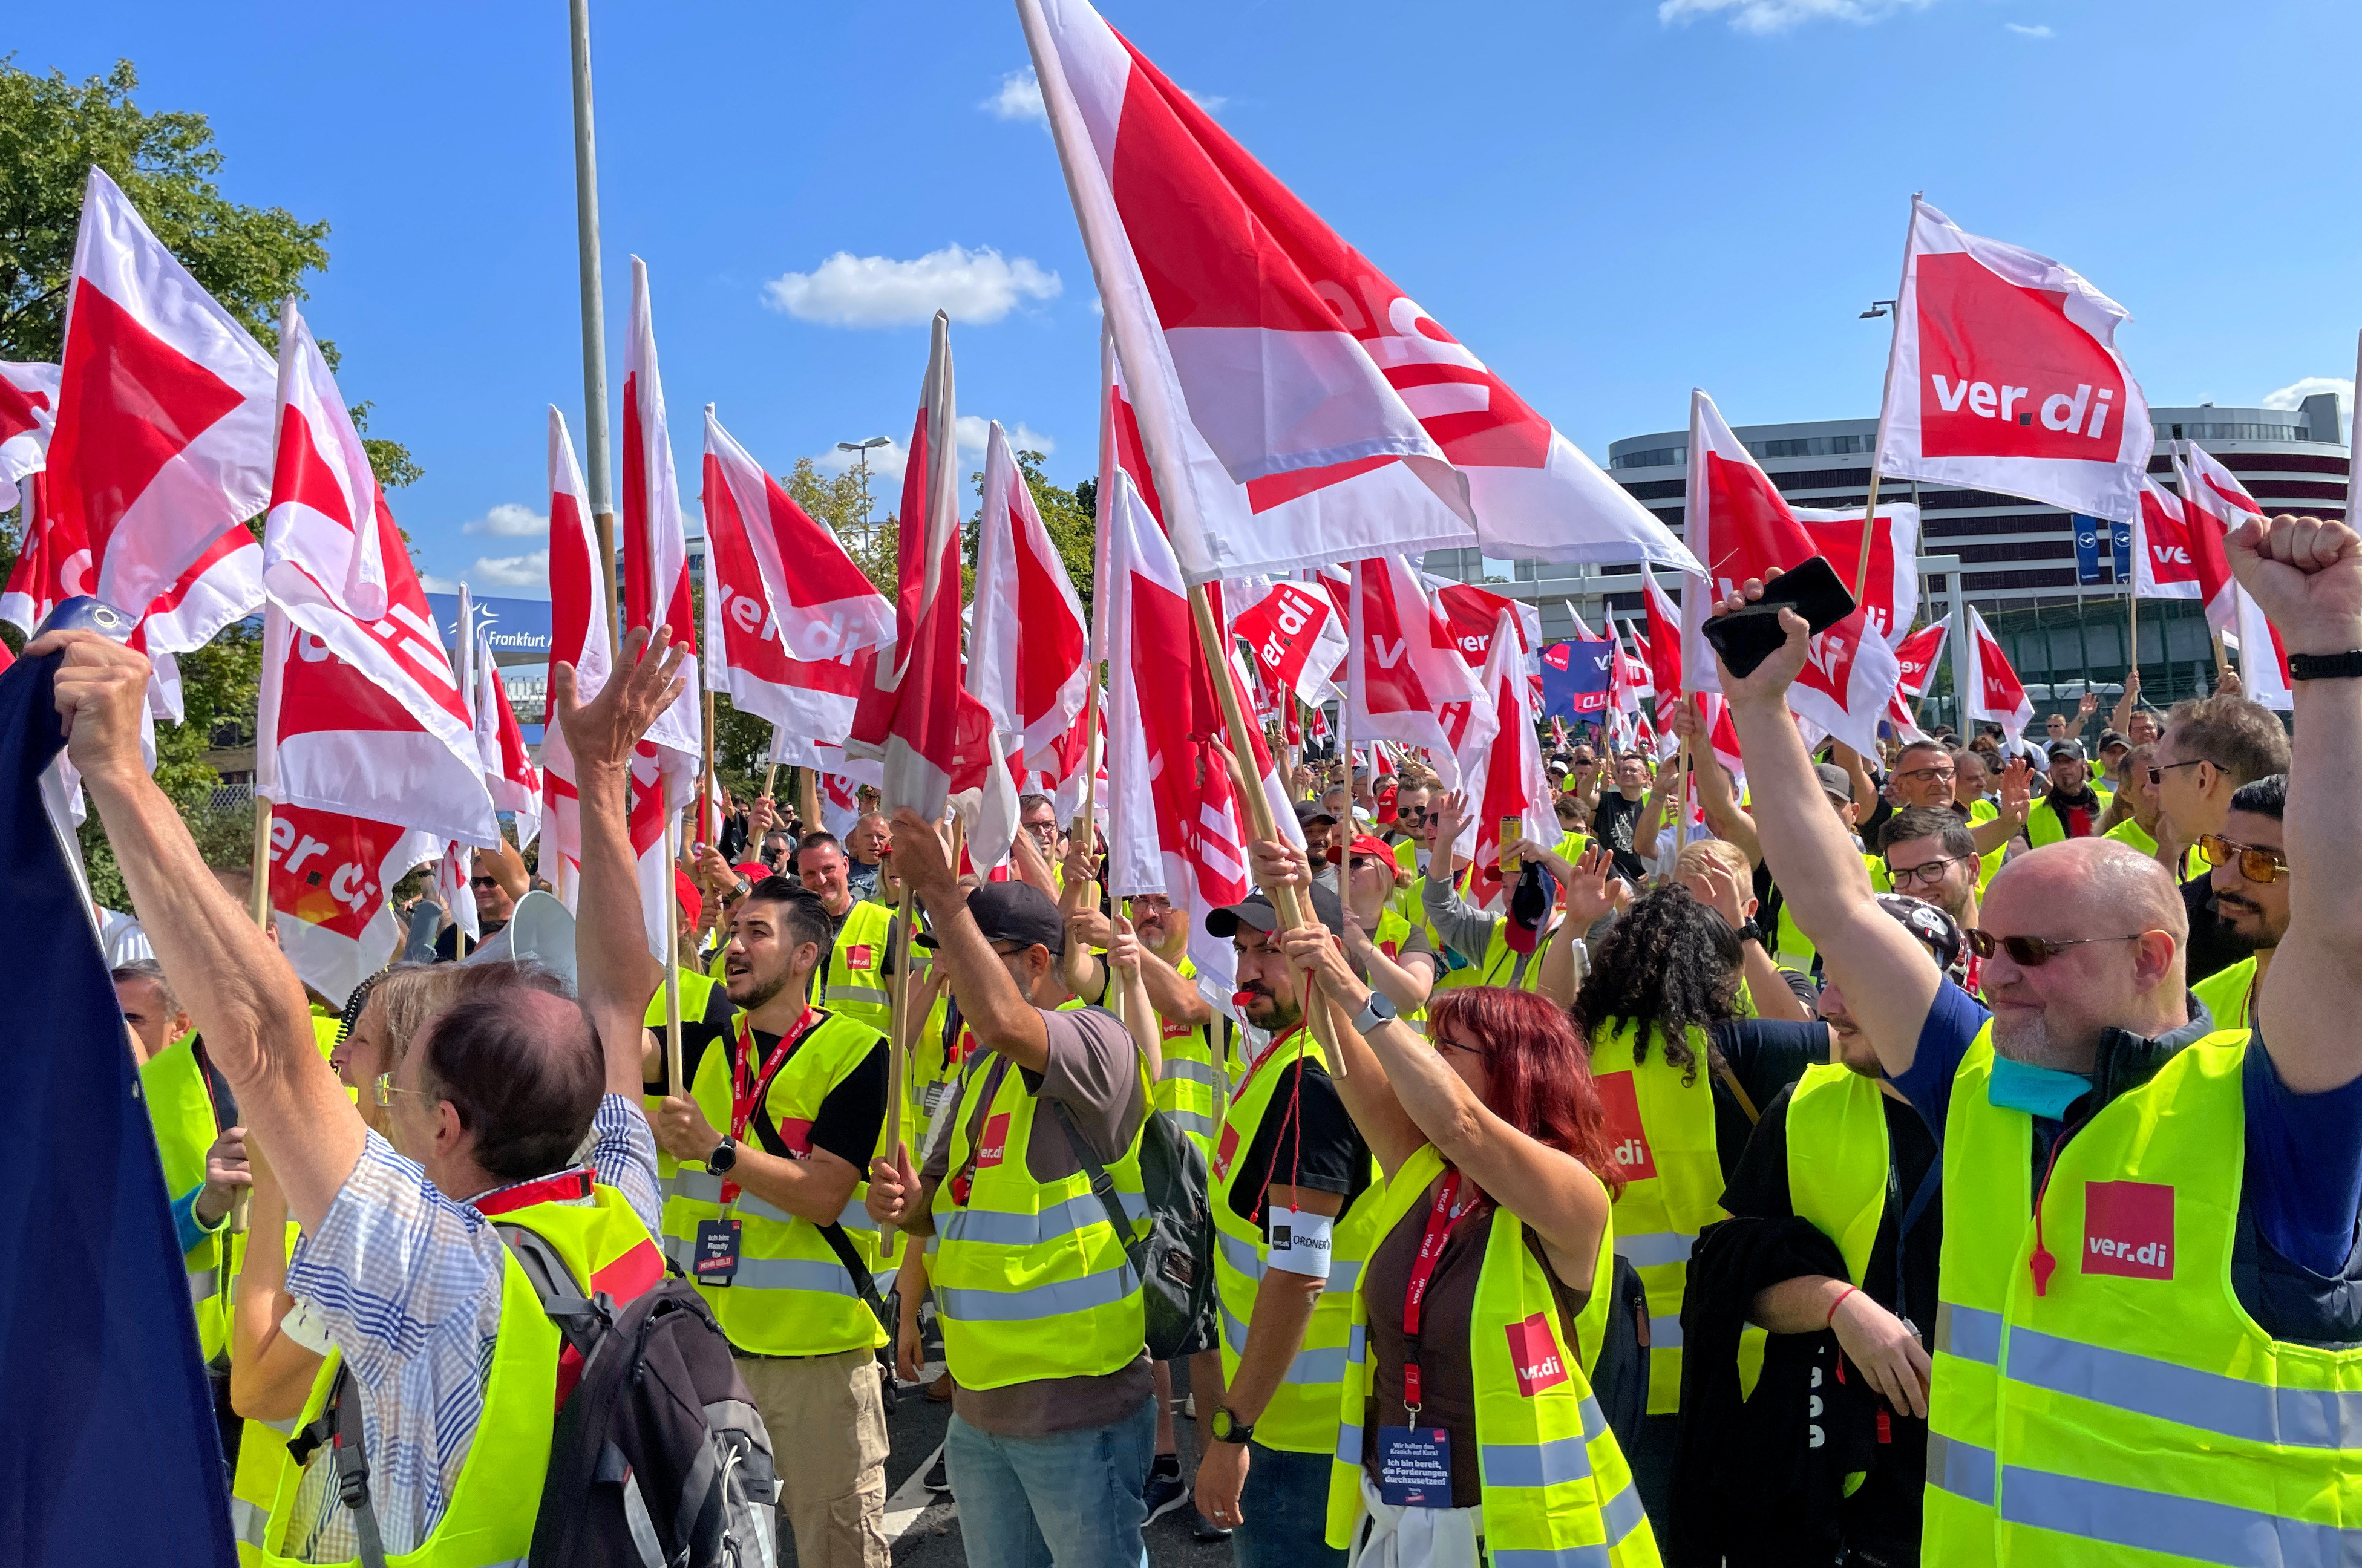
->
[735, 1348, 890, 1568]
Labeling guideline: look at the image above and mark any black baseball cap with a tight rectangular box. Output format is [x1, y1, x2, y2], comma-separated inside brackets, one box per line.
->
[2047, 739, 2087, 763]
[1295, 799, 1338, 829]
[1205, 881, 1346, 939]
[914, 881, 1065, 955]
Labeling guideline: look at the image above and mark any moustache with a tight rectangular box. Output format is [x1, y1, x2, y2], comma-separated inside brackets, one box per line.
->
[2213, 892, 2260, 916]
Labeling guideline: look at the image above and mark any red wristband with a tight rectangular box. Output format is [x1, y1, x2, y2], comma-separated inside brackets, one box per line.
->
[1827, 1284, 1861, 1327]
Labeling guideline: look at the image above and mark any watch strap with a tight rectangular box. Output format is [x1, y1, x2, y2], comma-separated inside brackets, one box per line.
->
[2287, 650, 2362, 681]
[1350, 992, 1395, 1035]
[1212, 1406, 1254, 1444]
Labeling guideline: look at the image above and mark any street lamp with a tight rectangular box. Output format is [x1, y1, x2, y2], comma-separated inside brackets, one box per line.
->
[1859, 299, 1898, 319]
[836, 436, 892, 543]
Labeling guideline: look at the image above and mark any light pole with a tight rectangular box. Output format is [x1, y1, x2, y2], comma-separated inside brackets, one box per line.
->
[568, 0, 617, 637]
[1859, 299, 1898, 319]
[836, 436, 892, 547]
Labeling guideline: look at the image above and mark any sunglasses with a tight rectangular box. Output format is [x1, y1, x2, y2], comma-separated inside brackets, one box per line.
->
[1885, 854, 1971, 889]
[1963, 929, 2144, 967]
[2197, 834, 2289, 884]
[2146, 759, 2210, 787]
[371, 1071, 433, 1109]
[469, 876, 502, 891]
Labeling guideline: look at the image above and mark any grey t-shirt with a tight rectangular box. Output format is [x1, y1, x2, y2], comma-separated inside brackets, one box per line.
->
[921, 1004, 1153, 1436]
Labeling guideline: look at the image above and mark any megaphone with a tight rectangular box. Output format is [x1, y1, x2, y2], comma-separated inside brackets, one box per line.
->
[463, 889, 577, 991]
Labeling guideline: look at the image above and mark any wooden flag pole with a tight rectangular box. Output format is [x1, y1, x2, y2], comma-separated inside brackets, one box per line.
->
[663, 814, 684, 1093]
[1071, 663, 1102, 849]
[1855, 192, 1923, 601]
[1189, 584, 1302, 928]
[247, 796, 273, 931]
[884, 883, 917, 1165]
[800, 766, 822, 834]
[701, 688, 719, 849]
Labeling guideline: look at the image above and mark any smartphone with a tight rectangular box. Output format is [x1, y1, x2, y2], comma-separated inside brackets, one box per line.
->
[1499, 817, 1524, 879]
[1699, 555, 1859, 679]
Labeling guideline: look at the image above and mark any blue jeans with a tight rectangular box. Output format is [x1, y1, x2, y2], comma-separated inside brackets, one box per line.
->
[945, 1396, 1156, 1568]
[1233, 1441, 1345, 1568]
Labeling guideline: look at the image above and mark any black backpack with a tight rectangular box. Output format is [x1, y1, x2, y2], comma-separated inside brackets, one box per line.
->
[1053, 1100, 1219, 1361]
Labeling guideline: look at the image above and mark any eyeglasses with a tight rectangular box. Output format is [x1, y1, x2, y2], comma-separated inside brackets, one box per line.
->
[469, 876, 501, 891]
[2146, 759, 2210, 787]
[1433, 1034, 1487, 1060]
[2197, 833, 2289, 884]
[1893, 765, 1956, 785]
[371, 1072, 433, 1109]
[1963, 929, 2145, 967]
[1885, 854, 1971, 889]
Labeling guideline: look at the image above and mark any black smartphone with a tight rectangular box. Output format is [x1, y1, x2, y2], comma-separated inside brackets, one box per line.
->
[1699, 555, 1859, 679]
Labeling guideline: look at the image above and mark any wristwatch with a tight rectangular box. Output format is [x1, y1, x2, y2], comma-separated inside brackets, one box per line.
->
[1735, 918, 1767, 947]
[708, 1135, 738, 1174]
[1209, 1406, 1255, 1445]
[1350, 990, 1398, 1035]
[2288, 650, 2362, 681]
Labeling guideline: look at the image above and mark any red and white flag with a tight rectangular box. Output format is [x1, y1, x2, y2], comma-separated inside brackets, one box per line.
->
[1963, 607, 2035, 750]
[1615, 618, 1656, 701]
[2231, 585, 2293, 712]
[1433, 581, 1540, 665]
[620, 256, 701, 776]
[538, 408, 611, 910]
[1020, 0, 1696, 581]
[262, 304, 390, 627]
[1455, 610, 1552, 911]
[1886, 615, 1951, 740]
[1232, 578, 1348, 708]
[1876, 197, 2151, 524]
[2131, 475, 2207, 601]
[700, 408, 885, 769]
[1349, 555, 1494, 790]
[1791, 501, 1921, 648]
[434, 838, 481, 949]
[473, 634, 542, 849]
[970, 420, 1090, 773]
[1640, 563, 1686, 697]
[1679, 391, 1902, 756]
[1607, 618, 1643, 720]
[2178, 443, 2256, 634]
[266, 804, 440, 1008]
[0, 361, 61, 514]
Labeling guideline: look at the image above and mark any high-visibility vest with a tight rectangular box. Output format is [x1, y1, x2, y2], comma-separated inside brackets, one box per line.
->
[1208, 1031, 1382, 1452]
[819, 900, 895, 1037]
[1917, 1024, 2349, 1564]
[642, 965, 726, 1198]
[140, 1031, 235, 1361]
[230, 1406, 301, 1561]
[1587, 1018, 1722, 1416]
[1430, 916, 1552, 995]
[2190, 954, 2258, 1033]
[2025, 786, 2113, 848]
[661, 1010, 891, 1357]
[906, 987, 961, 1136]
[1152, 955, 1223, 1154]
[1325, 1145, 1654, 1562]
[254, 1178, 662, 1567]
[928, 1036, 1150, 1390]
[1784, 1064, 1891, 1289]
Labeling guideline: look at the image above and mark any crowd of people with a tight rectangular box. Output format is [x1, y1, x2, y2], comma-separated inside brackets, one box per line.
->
[77, 509, 2362, 1567]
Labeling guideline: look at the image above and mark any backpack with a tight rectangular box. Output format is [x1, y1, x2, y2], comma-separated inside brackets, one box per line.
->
[502, 1228, 782, 1568]
[1053, 1100, 1218, 1361]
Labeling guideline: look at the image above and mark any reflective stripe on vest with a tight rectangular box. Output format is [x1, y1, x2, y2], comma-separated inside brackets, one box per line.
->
[1208, 1030, 1382, 1453]
[658, 1009, 891, 1358]
[819, 902, 895, 1036]
[929, 1037, 1148, 1388]
[1323, 1145, 1657, 1564]
[1923, 1024, 2362, 1567]
[1587, 1019, 1721, 1416]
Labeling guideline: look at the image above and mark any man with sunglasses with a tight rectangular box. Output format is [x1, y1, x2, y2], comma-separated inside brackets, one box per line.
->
[431, 845, 522, 961]
[2188, 774, 2288, 1033]
[1593, 753, 1655, 883]
[2150, 692, 2289, 984]
[2024, 740, 2110, 848]
[1715, 511, 2362, 1562]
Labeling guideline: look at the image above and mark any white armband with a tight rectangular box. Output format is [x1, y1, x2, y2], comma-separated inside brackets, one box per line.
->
[1266, 1205, 1335, 1280]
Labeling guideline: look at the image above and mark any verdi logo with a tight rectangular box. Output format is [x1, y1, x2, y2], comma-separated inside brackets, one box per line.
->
[1504, 1312, 1568, 1398]
[1592, 1070, 1655, 1181]
[1914, 251, 2127, 463]
[2081, 1180, 2174, 1281]
[975, 1112, 1011, 1169]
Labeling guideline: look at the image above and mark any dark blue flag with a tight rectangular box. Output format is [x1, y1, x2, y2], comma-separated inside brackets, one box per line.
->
[0, 650, 235, 1566]
[2072, 517, 2108, 585]
[2109, 518, 2134, 581]
[1540, 637, 1614, 718]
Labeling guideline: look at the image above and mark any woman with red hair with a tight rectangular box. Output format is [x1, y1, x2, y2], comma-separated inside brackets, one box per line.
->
[1257, 841, 1655, 1567]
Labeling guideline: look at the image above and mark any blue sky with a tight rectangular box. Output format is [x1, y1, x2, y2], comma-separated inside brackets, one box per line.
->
[18, 0, 2358, 595]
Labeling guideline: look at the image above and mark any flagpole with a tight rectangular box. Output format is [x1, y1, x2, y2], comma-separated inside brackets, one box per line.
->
[567, 0, 620, 630]
[885, 884, 915, 1169]
[664, 814, 684, 1091]
[1855, 192, 1922, 600]
[247, 797, 272, 930]
[702, 687, 718, 849]
[1188, 586, 1308, 932]
[800, 766, 820, 834]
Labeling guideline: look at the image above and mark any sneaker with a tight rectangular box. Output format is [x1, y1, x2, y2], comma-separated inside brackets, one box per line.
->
[1143, 1455, 1189, 1523]
[922, 1451, 950, 1494]
[1191, 1509, 1234, 1541]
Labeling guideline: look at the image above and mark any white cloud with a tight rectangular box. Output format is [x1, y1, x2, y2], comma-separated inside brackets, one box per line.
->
[761, 244, 1062, 328]
[2262, 376, 2354, 440]
[462, 501, 548, 538]
[983, 68, 1045, 123]
[2005, 22, 2053, 36]
[420, 572, 460, 594]
[812, 418, 1058, 484]
[981, 65, 1223, 125]
[1659, 0, 1939, 33]
[464, 550, 552, 596]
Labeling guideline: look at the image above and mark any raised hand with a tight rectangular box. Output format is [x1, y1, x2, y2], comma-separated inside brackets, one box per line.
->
[888, 809, 958, 906]
[1997, 756, 2034, 825]
[552, 624, 690, 776]
[25, 629, 153, 790]
[1709, 573, 1813, 710]
[1558, 842, 1626, 926]
[2226, 514, 2362, 656]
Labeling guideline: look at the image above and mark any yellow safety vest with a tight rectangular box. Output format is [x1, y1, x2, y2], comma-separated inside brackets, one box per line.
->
[819, 900, 895, 1037]
[1326, 1145, 1654, 1563]
[140, 1031, 234, 1361]
[255, 1180, 662, 1567]
[642, 966, 726, 1198]
[1152, 955, 1223, 1154]
[1209, 1030, 1382, 1453]
[2024, 786, 2113, 849]
[661, 1009, 890, 1357]
[1784, 1064, 1891, 1289]
[1918, 1024, 2353, 1564]
[1588, 1019, 1722, 1416]
[928, 1034, 1150, 1390]
[2190, 955, 2259, 1034]
[1430, 915, 1552, 996]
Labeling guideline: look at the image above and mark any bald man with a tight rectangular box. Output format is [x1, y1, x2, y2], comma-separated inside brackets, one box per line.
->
[1714, 519, 2362, 1558]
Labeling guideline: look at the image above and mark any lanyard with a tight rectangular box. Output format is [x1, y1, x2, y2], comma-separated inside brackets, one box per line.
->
[1400, 1170, 1474, 1418]
[724, 1009, 817, 1205]
[1234, 1023, 1308, 1103]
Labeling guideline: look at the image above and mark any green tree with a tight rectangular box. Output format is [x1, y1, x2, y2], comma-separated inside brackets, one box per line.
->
[784, 455, 897, 599]
[966, 449, 1097, 615]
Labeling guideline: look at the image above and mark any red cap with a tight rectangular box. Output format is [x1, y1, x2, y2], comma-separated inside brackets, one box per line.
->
[674, 869, 702, 927]
[733, 861, 769, 883]
[1327, 832, 1396, 867]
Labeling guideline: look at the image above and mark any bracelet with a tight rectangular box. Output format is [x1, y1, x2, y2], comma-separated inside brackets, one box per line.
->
[1826, 1284, 1860, 1327]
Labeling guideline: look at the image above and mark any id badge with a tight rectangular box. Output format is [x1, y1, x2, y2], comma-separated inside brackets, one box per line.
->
[692, 1218, 742, 1286]
[922, 1080, 949, 1116]
[1375, 1425, 1453, 1508]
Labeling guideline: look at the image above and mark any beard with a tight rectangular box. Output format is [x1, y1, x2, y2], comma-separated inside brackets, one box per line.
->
[727, 965, 797, 1012]
[1989, 1008, 2092, 1071]
[1238, 982, 1301, 1034]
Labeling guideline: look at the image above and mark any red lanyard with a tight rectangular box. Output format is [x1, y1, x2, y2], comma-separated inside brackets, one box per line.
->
[723, 1010, 816, 1204]
[1400, 1169, 1474, 1416]
[1235, 1023, 1307, 1102]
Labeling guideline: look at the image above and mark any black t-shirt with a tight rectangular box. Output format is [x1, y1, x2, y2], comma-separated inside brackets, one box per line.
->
[643, 981, 739, 1100]
[1703, 1018, 1828, 1183]
[433, 918, 508, 962]
[2181, 872, 2251, 985]
[1591, 793, 1647, 882]
[740, 1025, 889, 1170]
[1225, 1056, 1373, 1227]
